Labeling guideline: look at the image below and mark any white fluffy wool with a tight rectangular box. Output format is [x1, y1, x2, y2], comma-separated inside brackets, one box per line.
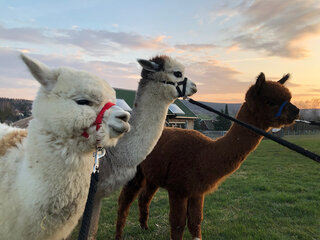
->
[0, 55, 130, 240]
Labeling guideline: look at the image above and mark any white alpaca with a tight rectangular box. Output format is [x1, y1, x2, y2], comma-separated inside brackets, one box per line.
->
[88, 55, 198, 238]
[0, 55, 130, 240]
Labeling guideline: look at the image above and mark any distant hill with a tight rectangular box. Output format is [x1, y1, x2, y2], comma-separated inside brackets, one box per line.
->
[1, 97, 318, 125]
[181, 100, 241, 120]
[0, 98, 32, 123]
[300, 108, 320, 121]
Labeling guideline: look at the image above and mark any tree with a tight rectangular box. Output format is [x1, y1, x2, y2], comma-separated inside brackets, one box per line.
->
[0, 106, 15, 123]
[0, 98, 32, 123]
[224, 104, 232, 130]
[194, 118, 202, 130]
[213, 104, 232, 131]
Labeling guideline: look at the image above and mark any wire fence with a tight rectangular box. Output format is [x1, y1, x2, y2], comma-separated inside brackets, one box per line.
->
[199, 130, 227, 139]
[199, 129, 320, 139]
[273, 129, 320, 137]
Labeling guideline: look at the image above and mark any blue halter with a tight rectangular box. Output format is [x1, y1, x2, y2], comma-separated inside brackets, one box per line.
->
[274, 101, 288, 117]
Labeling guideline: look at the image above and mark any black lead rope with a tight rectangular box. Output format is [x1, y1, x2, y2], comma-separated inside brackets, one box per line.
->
[78, 172, 99, 240]
[188, 98, 320, 164]
[78, 147, 106, 240]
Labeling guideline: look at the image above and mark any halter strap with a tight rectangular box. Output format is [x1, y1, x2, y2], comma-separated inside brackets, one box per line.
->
[160, 77, 188, 97]
[274, 101, 288, 118]
[82, 102, 115, 138]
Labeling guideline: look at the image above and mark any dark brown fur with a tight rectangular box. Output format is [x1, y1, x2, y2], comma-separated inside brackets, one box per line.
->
[115, 73, 299, 240]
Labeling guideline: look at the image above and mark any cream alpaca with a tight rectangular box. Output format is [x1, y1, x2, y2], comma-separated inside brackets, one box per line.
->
[87, 55, 197, 239]
[0, 55, 130, 240]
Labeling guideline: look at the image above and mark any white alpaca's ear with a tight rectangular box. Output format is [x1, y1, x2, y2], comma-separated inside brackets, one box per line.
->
[137, 59, 160, 72]
[21, 54, 58, 91]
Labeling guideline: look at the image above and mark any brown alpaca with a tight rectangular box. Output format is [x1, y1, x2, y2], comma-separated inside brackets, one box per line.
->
[115, 73, 300, 240]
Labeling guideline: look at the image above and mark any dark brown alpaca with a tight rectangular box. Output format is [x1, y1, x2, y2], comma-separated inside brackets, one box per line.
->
[115, 73, 300, 240]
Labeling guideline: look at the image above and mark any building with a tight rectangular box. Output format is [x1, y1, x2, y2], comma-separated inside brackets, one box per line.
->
[199, 119, 215, 131]
[115, 88, 197, 129]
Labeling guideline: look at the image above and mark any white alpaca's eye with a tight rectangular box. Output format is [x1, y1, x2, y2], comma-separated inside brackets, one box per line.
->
[75, 99, 93, 106]
[173, 71, 182, 78]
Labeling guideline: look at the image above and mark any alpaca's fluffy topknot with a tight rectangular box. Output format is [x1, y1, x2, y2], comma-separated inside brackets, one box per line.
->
[141, 55, 170, 78]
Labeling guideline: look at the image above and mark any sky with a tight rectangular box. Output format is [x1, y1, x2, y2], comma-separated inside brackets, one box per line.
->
[0, 0, 319, 108]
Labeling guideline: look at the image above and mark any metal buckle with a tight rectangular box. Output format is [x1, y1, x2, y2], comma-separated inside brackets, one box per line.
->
[93, 147, 106, 173]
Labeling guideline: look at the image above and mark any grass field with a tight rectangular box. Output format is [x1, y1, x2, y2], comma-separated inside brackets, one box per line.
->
[72, 135, 320, 240]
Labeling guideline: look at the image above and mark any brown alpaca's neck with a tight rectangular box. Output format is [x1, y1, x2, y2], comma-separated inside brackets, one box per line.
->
[210, 103, 270, 174]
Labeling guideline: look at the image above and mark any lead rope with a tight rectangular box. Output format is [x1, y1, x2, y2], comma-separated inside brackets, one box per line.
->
[78, 102, 114, 240]
[188, 98, 320, 164]
[78, 147, 106, 240]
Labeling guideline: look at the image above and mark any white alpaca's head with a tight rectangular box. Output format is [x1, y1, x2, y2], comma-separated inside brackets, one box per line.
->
[21, 54, 130, 151]
[137, 55, 197, 100]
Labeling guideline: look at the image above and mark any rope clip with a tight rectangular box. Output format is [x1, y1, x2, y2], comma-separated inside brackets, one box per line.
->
[93, 147, 106, 173]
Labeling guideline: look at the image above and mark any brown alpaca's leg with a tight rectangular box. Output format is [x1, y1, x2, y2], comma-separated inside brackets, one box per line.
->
[187, 195, 204, 240]
[138, 181, 159, 229]
[115, 167, 145, 240]
[168, 192, 188, 240]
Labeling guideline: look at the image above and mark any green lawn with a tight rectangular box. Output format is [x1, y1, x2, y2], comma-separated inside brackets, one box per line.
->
[72, 135, 320, 240]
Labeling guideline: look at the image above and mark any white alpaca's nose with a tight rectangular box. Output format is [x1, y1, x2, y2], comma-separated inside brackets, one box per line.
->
[186, 81, 197, 96]
[190, 82, 197, 94]
[115, 110, 130, 123]
[108, 106, 130, 138]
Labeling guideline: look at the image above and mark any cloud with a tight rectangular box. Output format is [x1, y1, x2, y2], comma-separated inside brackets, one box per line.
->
[0, 88, 38, 100]
[285, 82, 303, 88]
[213, 0, 320, 58]
[0, 47, 253, 103]
[294, 98, 320, 110]
[226, 43, 240, 52]
[309, 88, 320, 92]
[0, 47, 141, 99]
[174, 43, 217, 52]
[0, 48, 35, 89]
[31, 54, 141, 90]
[0, 25, 169, 56]
[0, 25, 49, 44]
[55, 29, 168, 55]
[186, 60, 250, 97]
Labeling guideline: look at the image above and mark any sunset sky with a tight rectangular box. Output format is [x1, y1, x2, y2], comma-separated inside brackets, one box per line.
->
[0, 0, 319, 108]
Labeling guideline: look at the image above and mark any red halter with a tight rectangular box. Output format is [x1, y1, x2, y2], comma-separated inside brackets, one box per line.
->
[82, 102, 115, 138]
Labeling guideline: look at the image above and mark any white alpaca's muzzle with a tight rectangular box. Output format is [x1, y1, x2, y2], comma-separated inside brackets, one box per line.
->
[81, 102, 115, 139]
